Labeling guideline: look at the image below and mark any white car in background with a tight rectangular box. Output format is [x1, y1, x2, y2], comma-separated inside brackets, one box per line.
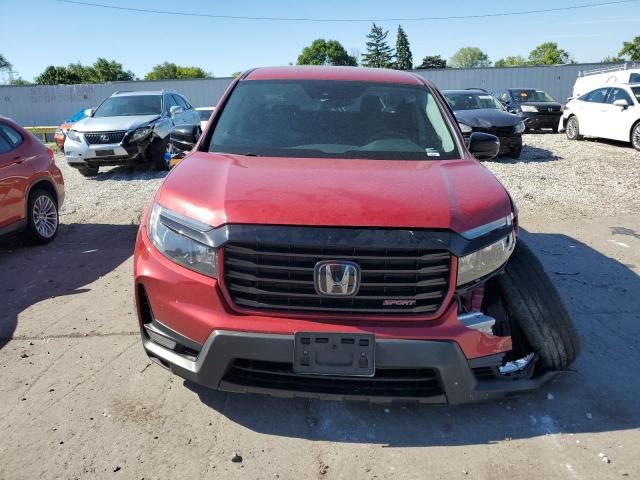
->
[561, 83, 640, 151]
[195, 106, 215, 130]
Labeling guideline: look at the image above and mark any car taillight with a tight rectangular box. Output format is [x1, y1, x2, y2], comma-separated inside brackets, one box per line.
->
[47, 147, 55, 162]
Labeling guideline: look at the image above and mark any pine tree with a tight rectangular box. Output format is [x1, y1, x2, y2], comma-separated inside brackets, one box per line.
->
[361, 23, 394, 68]
[394, 25, 413, 70]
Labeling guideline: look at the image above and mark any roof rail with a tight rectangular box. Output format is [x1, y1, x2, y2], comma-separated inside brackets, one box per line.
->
[464, 87, 489, 93]
[579, 63, 635, 77]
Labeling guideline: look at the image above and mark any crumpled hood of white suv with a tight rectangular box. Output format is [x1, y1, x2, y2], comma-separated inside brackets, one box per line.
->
[71, 114, 160, 133]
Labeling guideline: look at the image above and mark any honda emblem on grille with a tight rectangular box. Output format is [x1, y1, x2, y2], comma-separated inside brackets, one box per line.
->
[314, 261, 360, 297]
[99, 134, 110, 143]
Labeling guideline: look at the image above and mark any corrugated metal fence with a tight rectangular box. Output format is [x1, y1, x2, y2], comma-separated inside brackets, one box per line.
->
[0, 63, 622, 127]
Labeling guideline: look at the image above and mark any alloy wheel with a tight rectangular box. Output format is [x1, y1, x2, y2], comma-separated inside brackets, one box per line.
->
[566, 118, 577, 139]
[633, 124, 640, 151]
[32, 194, 58, 238]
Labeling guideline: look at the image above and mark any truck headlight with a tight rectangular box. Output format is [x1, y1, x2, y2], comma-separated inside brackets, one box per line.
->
[515, 121, 525, 134]
[130, 126, 152, 142]
[66, 129, 82, 142]
[458, 122, 473, 134]
[520, 105, 538, 113]
[457, 232, 516, 286]
[147, 204, 217, 278]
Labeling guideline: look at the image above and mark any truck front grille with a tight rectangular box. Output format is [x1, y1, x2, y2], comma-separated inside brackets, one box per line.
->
[222, 242, 452, 315]
[224, 359, 445, 399]
[84, 131, 126, 144]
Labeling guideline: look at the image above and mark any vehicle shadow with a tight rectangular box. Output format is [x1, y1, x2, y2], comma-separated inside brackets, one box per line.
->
[491, 144, 560, 165]
[92, 165, 168, 182]
[188, 228, 640, 447]
[0, 223, 138, 350]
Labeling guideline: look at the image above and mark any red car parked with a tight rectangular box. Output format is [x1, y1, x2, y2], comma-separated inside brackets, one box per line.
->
[134, 67, 579, 404]
[0, 116, 64, 243]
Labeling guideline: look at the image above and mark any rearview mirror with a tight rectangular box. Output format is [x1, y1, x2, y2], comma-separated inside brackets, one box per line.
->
[170, 105, 184, 116]
[170, 124, 199, 152]
[613, 99, 629, 108]
[84, 108, 95, 117]
[468, 132, 500, 160]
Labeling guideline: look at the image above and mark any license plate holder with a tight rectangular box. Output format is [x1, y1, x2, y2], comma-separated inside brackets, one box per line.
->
[293, 332, 375, 377]
[95, 149, 115, 157]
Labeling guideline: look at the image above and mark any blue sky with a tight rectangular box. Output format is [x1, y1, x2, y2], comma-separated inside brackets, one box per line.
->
[2, 0, 639, 80]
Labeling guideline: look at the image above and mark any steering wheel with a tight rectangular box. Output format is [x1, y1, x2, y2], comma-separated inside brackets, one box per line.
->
[365, 130, 411, 144]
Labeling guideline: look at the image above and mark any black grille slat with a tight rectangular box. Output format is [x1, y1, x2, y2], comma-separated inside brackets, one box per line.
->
[84, 131, 126, 145]
[224, 359, 443, 397]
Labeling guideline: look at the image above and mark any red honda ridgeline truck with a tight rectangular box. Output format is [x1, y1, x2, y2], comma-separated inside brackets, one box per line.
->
[134, 66, 579, 404]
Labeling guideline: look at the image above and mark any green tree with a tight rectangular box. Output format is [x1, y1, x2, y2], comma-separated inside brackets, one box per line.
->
[416, 55, 447, 69]
[494, 55, 528, 67]
[0, 53, 12, 71]
[297, 39, 357, 66]
[602, 56, 625, 63]
[92, 58, 135, 82]
[231, 71, 242, 78]
[394, 25, 413, 70]
[35, 66, 75, 85]
[10, 77, 30, 85]
[361, 23, 394, 68]
[145, 62, 209, 80]
[528, 42, 571, 65]
[619, 35, 640, 61]
[449, 47, 491, 68]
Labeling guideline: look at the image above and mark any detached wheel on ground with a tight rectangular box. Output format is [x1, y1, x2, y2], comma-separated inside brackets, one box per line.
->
[491, 240, 580, 373]
[506, 145, 522, 159]
[77, 165, 99, 177]
[565, 116, 583, 141]
[24, 189, 59, 244]
[632, 122, 640, 152]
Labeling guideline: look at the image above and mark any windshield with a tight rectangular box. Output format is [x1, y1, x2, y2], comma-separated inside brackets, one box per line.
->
[93, 95, 162, 117]
[632, 87, 640, 104]
[197, 109, 213, 121]
[510, 89, 556, 103]
[209, 80, 459, 160]
[444, 92, 504, 111]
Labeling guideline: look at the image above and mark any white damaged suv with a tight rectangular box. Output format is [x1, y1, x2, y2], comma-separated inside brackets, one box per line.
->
[64, 89, 200, 176]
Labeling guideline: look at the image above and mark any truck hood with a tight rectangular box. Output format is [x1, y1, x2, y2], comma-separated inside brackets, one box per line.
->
[72, 114, 160, 132]
[454, 109, 521, 128]
[157, 153, 512, 234]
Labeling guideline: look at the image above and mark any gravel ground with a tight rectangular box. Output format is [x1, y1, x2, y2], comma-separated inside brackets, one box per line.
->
[57, 133, 640, 226]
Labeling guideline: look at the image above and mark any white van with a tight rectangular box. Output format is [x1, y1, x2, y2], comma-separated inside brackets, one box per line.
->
[572, 64, 640, 99]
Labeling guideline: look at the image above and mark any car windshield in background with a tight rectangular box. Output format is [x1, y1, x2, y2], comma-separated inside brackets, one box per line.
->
[209, 80, 460, 160]
[198, 109, 213, 121]
[511, 89, 556, 103]
[444, 92, 504, 111]
[93, 95, 162, 117]
[632, 87, 640, 103]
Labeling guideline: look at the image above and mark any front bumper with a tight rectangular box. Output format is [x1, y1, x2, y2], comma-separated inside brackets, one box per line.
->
[519, 112, 562, 130]
[64, 136, 150, 166]
[142, 327, 557, 404]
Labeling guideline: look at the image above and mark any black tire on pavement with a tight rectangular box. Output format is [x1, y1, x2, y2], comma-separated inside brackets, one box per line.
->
[24, 189, 59, 244]
[495, 240, 580, 372]
[506, 146, 522, 159]
[151, 137, 170, 171]
[78, 165, 99, 177]
[565, 116, 583, 141]
[631, 121, 640, 152]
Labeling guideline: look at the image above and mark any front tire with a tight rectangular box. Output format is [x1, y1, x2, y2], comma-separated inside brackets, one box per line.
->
[495, 240, 580, 372]
[25, 189, 59, 244]
[565, 116, 582, 141]
[151, 137, 170, 171]
[631, 122, 640, 152]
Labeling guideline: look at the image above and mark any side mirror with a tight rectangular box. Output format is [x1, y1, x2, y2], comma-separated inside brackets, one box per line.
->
[468, 132, 500, 160]
[170, 105, 184, 116]
[84, 108, 95, 117]
[170, 124, 199, 152]
[613, 99, 629, 108]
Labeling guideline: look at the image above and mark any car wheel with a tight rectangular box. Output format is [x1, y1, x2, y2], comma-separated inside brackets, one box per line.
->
[152, 137, 170, 171]
[632, 122, 640, 152]
[492, 240, 580, 373]
[565, 116, 582, 141]
[25, 189, 59, 244]
[78, 165, 99, 177]
[506, 146, 522, 159]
